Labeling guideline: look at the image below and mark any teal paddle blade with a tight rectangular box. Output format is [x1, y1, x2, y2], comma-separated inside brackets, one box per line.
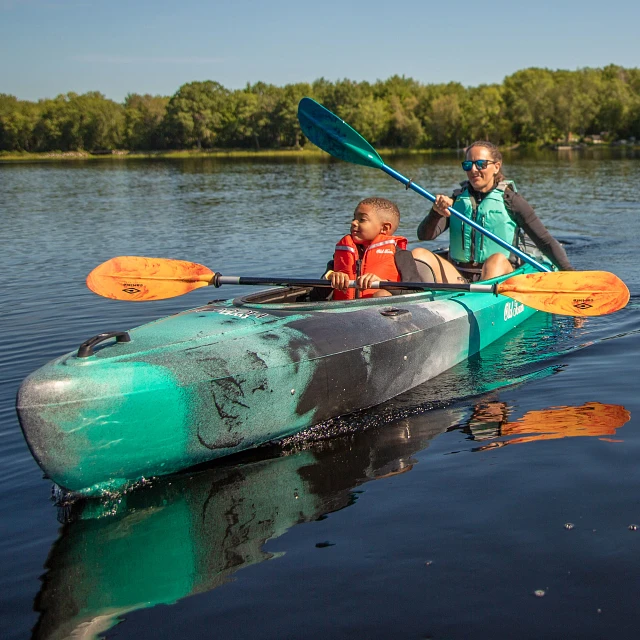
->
[297, 97, 384, 169]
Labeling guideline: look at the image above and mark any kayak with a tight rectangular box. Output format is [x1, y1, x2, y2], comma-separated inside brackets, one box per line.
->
[17, 262, 546, 496]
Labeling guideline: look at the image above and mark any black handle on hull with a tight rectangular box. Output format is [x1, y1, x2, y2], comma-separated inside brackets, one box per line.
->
[77, 331, 131, 358]
[380, 308, 411, 318]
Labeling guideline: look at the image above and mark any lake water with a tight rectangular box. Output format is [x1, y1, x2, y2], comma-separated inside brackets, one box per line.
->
[1, 150, 639, 639]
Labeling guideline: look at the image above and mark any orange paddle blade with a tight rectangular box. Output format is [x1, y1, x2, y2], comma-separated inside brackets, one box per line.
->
[496, 270, 630, 316]
[86, 256, 214, 301]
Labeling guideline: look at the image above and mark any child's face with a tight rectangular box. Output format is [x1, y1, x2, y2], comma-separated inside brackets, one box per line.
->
[350, 204, 383, 244]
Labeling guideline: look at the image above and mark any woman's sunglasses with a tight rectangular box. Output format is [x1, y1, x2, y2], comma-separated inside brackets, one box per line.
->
[461, 159, 496, 171]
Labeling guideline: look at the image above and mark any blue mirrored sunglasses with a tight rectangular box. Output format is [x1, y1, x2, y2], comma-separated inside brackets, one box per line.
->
[461, 159, 496, 171]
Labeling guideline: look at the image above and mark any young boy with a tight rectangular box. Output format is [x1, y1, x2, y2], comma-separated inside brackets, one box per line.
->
[325, 197, 422, 299]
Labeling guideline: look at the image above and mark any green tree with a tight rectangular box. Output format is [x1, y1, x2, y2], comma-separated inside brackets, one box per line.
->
[275, 82, 313, 148]
[124, 94, 169, 149]
[503, 68, 557, 144]
[550, 69, 600, 142]
[33, 94, 81, 151]
[241, 82, 281, 148]
[31, 92, 123, 151]
[344, 94, 389, 145]
[222, 89, 262, 148]
[418, 83, 465, 148]
[0, 95, 39, 151]
[463, 84, 510, 145]
[77, 92, 124, 150]
[593, 65, 636, 139]
[163, 81, 231, 149]
[387, 95, 424, 148]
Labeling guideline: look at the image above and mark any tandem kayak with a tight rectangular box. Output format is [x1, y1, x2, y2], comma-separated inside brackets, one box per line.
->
[16, 263, 546, 496]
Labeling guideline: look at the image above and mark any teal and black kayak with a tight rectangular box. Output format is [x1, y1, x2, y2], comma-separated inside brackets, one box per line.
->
[16, 263, 546, 496]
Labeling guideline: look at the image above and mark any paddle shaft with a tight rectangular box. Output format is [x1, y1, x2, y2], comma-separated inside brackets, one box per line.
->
[380, 165, 551, 272]
[214, 274, 491, 293]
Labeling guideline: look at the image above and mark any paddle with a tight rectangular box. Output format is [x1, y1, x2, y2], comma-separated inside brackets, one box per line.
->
[297, 97, 551, 273]
[86, 256, 629, 317]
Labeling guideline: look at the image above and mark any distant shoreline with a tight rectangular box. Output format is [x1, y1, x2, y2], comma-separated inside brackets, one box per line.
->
[2, 144, 636, 163]
[0, 147, 447, 162]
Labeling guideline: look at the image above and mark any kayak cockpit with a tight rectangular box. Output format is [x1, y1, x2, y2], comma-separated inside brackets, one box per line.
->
[239, 286, 317, 305]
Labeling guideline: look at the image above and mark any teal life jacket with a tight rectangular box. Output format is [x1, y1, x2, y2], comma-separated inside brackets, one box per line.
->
[449, 180, 518, 264]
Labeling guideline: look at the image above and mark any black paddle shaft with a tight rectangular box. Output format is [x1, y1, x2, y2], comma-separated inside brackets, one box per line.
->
[213, 274, 495, 294]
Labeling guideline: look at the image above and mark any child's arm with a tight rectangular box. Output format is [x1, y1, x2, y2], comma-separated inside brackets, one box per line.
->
[355, 272, 380, 291]
[310, 261, 351, 300]
[328, 270, 350, 292]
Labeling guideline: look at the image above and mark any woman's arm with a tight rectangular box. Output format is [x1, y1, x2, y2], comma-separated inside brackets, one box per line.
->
[417, 192, 456, 241]
[417, 207, 449, 240]
[507, 191, 573, 271]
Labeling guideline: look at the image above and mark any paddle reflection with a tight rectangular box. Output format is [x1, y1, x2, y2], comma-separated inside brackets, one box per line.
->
[31, 408, 455, 640]
[463, 401, 631, 449]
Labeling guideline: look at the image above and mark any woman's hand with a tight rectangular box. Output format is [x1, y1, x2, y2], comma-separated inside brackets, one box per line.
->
[433, 195, 454, 217]
[356, 273, 381, 290]
[329, 270, 351, 292]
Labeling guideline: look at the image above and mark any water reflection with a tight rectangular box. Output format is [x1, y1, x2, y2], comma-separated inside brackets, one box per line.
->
[31, 408, 457, 640]
[462, 401, 631, 449]
[32, 393, 629, 639]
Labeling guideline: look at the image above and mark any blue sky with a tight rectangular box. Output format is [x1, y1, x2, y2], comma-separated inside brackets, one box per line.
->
[1, 0, 638, 102]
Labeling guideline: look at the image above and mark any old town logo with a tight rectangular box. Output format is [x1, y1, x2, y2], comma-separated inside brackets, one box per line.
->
[122, 283, 142, 294]
[504, 300, 525, 321]
[209, 306, 271, 320]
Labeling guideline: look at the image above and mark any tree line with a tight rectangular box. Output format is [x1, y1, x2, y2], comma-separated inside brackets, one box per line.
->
[1, 65, 639, 153]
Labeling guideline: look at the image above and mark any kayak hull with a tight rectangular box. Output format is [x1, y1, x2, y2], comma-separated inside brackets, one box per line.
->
[17, 266, 540, 495]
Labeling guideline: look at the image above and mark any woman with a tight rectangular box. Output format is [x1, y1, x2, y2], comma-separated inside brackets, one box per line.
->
[412, 141, 573, 283]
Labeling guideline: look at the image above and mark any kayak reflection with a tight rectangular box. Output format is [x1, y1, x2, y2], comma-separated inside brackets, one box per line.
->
[32, 407, 459, 640]
[463, 401, 631, 449]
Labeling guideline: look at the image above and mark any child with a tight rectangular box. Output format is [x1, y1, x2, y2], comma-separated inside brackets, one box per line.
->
[326, 197, 422, 299]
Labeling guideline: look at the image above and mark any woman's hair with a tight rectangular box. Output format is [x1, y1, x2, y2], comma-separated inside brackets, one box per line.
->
[466, 141, 505, 185]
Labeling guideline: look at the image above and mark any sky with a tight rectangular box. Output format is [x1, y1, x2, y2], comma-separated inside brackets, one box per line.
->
[1, 0, 639, 103]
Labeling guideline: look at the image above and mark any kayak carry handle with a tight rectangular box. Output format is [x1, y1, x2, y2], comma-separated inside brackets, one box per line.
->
[77, 331, 131, 358]
[380, 308, 411, 318]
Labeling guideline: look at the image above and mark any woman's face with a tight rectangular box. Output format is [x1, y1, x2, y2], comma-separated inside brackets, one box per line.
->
[464, 146, 501, 193]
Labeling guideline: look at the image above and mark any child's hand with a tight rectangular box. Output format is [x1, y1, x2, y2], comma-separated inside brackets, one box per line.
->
[356, 273, 381, 290]
[330, 271, 351, 292]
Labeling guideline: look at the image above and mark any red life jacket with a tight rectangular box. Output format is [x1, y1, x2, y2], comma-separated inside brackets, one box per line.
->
[332, 233, 408, 300]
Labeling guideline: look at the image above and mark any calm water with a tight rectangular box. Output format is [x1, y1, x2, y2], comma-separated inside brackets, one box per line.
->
[1, 150, 640, 639]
